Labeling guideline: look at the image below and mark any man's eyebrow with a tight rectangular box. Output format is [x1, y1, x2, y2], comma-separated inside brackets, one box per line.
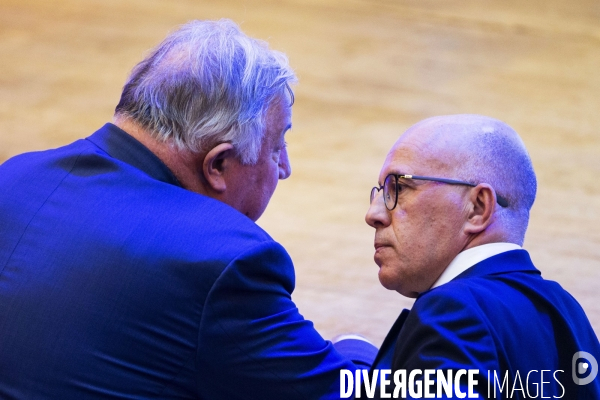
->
[377, 172, 398, 186]
[381, 171, 408, 179]
[377, 172, 417, 186]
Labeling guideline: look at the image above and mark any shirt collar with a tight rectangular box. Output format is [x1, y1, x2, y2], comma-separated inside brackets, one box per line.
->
[430, 242, 523, 289]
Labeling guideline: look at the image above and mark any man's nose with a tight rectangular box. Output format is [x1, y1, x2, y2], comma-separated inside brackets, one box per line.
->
[278, 147, 291, 179]
[365, 191, 389, 228]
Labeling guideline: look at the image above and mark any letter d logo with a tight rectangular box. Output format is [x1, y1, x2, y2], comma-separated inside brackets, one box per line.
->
[572, 351, 598, 385]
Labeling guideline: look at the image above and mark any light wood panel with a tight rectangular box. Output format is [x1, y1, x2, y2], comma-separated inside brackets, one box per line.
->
[1, 0, 599, 346]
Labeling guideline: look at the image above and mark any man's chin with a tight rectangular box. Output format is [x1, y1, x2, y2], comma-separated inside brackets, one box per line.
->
[378, 268, 419, 298]
[377, 267, 398, 291]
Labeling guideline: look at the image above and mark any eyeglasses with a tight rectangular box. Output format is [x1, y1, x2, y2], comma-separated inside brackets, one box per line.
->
[370, 173, 509, 210]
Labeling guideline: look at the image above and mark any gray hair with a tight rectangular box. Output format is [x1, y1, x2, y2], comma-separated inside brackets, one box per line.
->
[456, 120, 537, 243]
[115, 19, 297, 164]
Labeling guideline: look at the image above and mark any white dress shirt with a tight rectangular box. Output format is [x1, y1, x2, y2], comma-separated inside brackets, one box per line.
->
[430, 242, 522, 290]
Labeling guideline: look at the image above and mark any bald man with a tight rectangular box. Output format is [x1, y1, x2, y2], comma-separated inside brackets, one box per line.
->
[365, 115, 600, 399]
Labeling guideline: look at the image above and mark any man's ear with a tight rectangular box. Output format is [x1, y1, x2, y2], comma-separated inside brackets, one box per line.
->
[202, 142, 235, 193]
[463, 183, 496, 234]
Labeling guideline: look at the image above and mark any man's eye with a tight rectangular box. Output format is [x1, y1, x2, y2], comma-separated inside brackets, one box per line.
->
[388, 182, 404, 193]
[274, 141, 287, 153]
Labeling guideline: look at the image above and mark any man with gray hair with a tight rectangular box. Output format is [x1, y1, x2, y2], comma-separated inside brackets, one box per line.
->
[366, 115, 600, 399]
[0, 19, 374, 399]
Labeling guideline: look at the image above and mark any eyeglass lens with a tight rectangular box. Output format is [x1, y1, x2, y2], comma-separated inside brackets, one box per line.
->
[370, 175, 398, 210]
[383, 174, 397, 210]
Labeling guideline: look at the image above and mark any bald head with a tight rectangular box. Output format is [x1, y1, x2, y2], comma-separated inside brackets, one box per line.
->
[393, 114, 537, 243]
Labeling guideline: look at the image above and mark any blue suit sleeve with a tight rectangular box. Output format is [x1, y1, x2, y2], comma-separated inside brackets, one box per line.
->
[197, 240, 356, 399]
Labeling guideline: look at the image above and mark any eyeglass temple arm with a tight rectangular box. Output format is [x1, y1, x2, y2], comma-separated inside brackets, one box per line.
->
[401, 175, 509, 207]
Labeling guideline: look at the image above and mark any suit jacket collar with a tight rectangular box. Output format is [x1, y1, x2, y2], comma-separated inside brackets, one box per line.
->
[452, 249, 540, 282]
[413, 250, 540, 302]
[86, 123, 181, 187]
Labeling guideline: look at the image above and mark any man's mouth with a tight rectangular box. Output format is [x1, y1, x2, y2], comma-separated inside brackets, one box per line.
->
[373, 242, 390, 263]
[374, 240, 389, 251]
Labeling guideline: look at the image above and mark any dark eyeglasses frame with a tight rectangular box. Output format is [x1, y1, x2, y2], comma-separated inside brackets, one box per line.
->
[370, 173, 509, 210]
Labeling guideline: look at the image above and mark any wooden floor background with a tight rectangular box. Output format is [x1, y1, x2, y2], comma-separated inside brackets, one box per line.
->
[1, 0, 599, 347]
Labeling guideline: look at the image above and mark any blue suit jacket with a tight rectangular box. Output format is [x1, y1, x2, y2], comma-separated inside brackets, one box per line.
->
[371, 250, 600, 399]
[0, 124, 357, 399]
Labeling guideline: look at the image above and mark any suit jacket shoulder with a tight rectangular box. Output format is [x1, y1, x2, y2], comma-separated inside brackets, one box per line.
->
[391, 250, 600, 399]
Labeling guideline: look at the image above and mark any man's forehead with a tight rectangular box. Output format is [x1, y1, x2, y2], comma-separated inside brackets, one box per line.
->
[380, 137, 452, 179]
[378, 116, 493, 178]
[380, 146, 415, 178]
[267, 94, 292, 129]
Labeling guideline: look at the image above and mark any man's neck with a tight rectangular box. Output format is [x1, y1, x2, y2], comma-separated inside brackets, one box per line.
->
[112, 116, 208, 195]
